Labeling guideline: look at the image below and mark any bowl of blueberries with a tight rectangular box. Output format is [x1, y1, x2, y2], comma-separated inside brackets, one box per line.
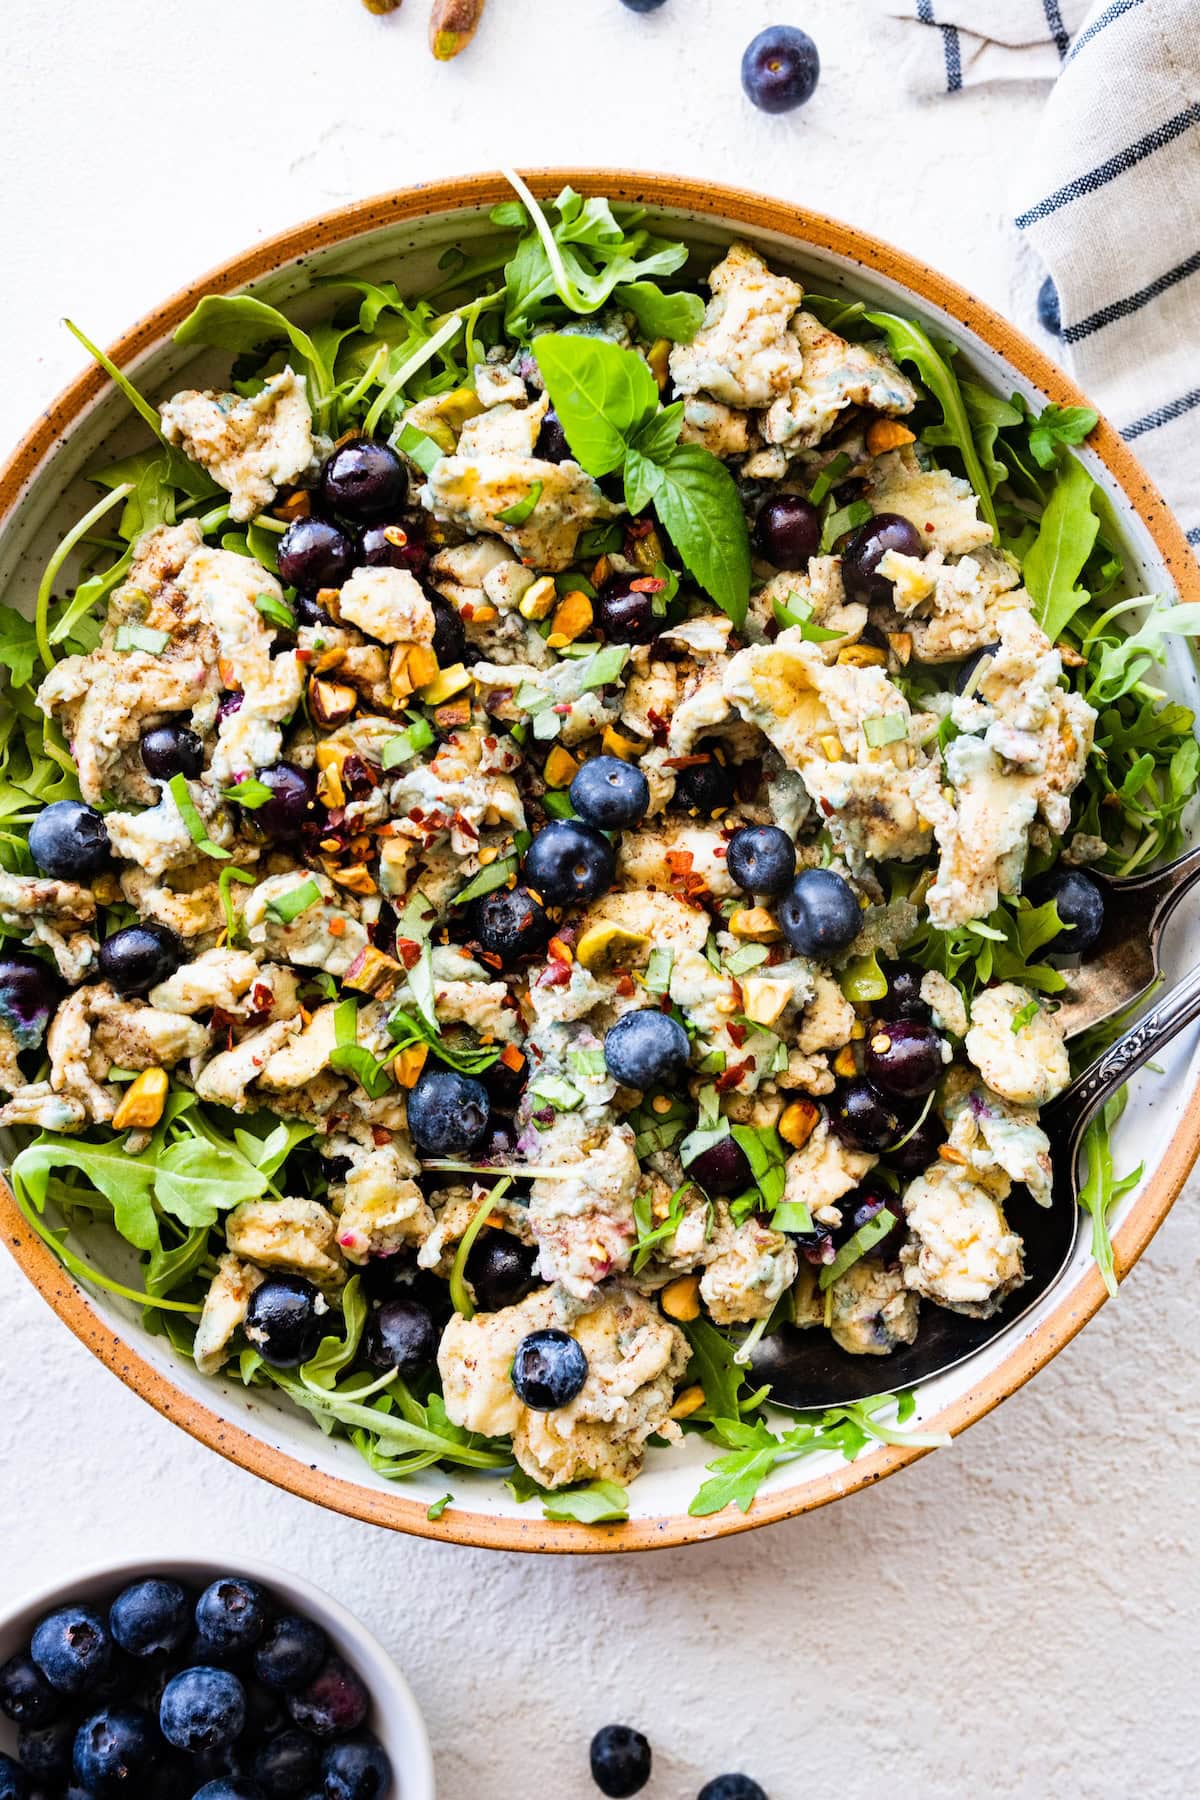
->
[0, 1557, 434, 1800]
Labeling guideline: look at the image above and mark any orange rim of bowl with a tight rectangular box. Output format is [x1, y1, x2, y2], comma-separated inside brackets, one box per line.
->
[1, 169, 1197, 1554]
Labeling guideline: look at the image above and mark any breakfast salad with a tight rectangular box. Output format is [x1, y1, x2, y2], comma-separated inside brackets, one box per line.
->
[1, 176, 1195, 1521]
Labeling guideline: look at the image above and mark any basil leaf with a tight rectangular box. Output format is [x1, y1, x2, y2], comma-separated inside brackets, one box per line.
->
[616, 281, 705, 344]
[532, 334, 657, 477]
[630, 401, 684, 464]
[167, 774, 230, 861]
[1024, 454, 1100, 642]
[496, 480, 543, 526]
[623, 446, 665, 515]
[651, 444, 750, 626]
[265, 877, 320, 923]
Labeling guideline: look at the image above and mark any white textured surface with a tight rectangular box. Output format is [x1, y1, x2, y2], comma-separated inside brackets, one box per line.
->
[0, 1, 1197, 1795]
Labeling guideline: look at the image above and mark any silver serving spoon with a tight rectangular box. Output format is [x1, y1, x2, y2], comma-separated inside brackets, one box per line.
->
[753, 847, 1200, 1411]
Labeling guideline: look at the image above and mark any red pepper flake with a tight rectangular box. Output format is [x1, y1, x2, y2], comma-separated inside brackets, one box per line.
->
[537, 960, 571, 987]
[479, 950, 504, 971]
[627, 519, 655, 540]
[483, 735, 497, 751]
[409, 806, 425, 824]
[716, 1057, 755, 1093]
[713, 845, 727, 858]
[819, 798, 834, 817]
[211, 1007, 239, 1031]
[371, 1126, 393, 1146]
[295, 647, 313, 664]
[629, 576, 666, 593]
[924, 522, 935, 533]
[395, 938, 422, 970]
[666, 849, 695, 877]
[615, 973, 636, 997]
[727, 1021, 748, 1049]
[251, 983, 275, 1014]
[453, 811, 479, 841]
[461, 601, 476, 622]
[553, 702, 573, 715]
[663, 753, 712, 770]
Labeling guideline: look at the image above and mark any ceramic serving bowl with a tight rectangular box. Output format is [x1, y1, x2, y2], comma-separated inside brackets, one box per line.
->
[0, 1553, 435, 1794]
[2, 170, 1198, 1554]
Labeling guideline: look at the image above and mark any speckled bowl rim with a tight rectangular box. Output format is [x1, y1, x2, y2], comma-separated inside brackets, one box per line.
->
[1, 169, 1197, 1554]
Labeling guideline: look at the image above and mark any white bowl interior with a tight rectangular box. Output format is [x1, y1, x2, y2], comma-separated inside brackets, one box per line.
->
[0, 1553, 435, 1796]
[2, 192, 1197, 1532]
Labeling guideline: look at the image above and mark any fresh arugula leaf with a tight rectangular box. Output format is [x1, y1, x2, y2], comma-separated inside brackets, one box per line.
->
[926, 380, 1021, 495]
[1024, 454, 1100, 642]
[1028, 402, 1098, 470]
[532, 333, 657, 477]
[174, 294, 332, 409]
[680, 1317, 767, 1441]
[300, 1277, 368, 1392]
[863, 310, 999, 534]
[0, 606, 41, 687]
[12, 1133, 161, 1254]
[631, 1180, 697, 1273]
[616, 281, 705, 344]
[541, 1481, 630, 1524]
[154, 1136, 268, 1228]
[1078, 1089, 1142, 1297]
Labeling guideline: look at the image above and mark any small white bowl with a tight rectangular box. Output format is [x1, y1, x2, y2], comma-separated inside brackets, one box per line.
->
[0, 1553, 434, 1797]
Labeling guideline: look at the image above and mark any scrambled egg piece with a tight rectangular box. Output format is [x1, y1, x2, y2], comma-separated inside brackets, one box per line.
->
[617, 825, 737, 898]
[877, 546, 1025, 662]
[866, 448, 994, 558]
[176, 547, 304, 781]
[0, 873, 97, 982]
[762, 311, 917, 449]
[780, 1118, 876, 1225]
[336, 566, 435, 646]
[331, 1144, 433, 1266]
[193, 1254, 266, 1376]
[38, 647, 214, 808]
[828, 1258, 920, 1356]
[438, 1284, 689, 1488]
[965, 982, 1069, 1107]
[942, 1067, 1053, 1207]
[698, 1203, 798, 1325]
[669, 242, 805, 409]
[528, 1123, 642, 1300]
[723, 631, 932, 867]
[901, 1159, 1025, 1316]
[243, 871, 369, 978]
[225, 1196, 346, 1288]
[751, 560, 867, 661]
[159, 367, 316, 522]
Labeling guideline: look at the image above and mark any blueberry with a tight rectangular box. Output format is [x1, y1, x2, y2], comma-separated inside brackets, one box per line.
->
[195, 1579, 269, 1656]
[469, 885, 551, 968]
[293, 592, 333, 628]
[321, 1734, 393, 1800]
[1030, 867, 1105, 958]
[778, 869, 860, 958]
[535, 409, 573, 462]
[0, 952, 63, 1051]
[698, 1778, 768, 1800]
[726, 825, 796, 897]
[244, 1275, 327, 1368]
[842, 513, 925, 604]
[242, 1682, 288, 1742]
[886, 1107, 947, 1178]
[741, 25, 820, 113]
[603, 1009, 690, 1089]
[834, 1182, 906, 1262]
[319, 440, 407, 523]
[252, 1619, 327, 1699]
[252, 1725, 320, 1794]
[218, 691, 245, 725]
[688, 1134, 752, 1198]
[620, 0, 667, 11]
[363, 1297, 438, 1376]
[430, 595, 466, 668]
[522, 820, 616, 905]
[30, 1606, 111, 1697]
[0, 1653, 61, 1725]
[1037, 274, 1062, 337]
[465, 1231, 539, 1312]
[595, 575, 658, 644]
[405, 1069, 491, 1157]
[830, 1078, 904, 1153]
[864, 1017, 945, 1099]
[590, 1723, 652, 1797]
[755, 493, 820, 568]
[877, 961, 932, 1022]
[671, 747, 736, 818]
[98, 921, 183, 996]
[360, 522, 428, 589]
[193, 1782, 267, 1800]
[28, 799, 110, 880]
[109, 1579, 191, 1659]
[140, 722, 204, 781]
[278, 518, 357, 592]
[0, 1756, 26, 1800]
[16, 1718, 72, 1780]
[248, 763, 321, 840]
[160, 1666, 246, 1752]
[71, 1706, 155, 1795]
[569, 756, 649, 830]
[954, 642, 998, 694]
[285, 1658, 369, 1739]
[511, 1328, 588, 1410]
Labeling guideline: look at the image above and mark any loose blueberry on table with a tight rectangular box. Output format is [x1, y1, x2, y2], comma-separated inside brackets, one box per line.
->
[741, 25, 820, 113]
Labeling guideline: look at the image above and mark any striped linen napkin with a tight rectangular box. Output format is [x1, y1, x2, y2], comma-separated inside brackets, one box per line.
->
[878, 0, 1200, 554]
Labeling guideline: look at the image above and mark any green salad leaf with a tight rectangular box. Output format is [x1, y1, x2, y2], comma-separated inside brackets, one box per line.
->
[1024, 453, 1100, 642]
